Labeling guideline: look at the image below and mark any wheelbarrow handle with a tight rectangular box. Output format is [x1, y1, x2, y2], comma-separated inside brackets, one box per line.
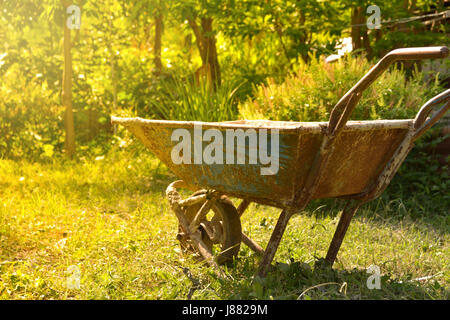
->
[412, 88, 450, 141]
[328, 46, 449, 135]
[385, 46, 450, 60]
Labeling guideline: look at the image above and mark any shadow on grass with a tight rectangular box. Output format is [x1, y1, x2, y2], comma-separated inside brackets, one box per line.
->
[301, 192, 449, 236]
[211, 258, 446, 300]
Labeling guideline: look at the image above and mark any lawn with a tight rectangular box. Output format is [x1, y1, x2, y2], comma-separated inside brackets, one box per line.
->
[0, 145, 448, 300]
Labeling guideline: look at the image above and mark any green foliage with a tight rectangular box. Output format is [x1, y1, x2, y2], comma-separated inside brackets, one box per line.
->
[373, 31, 450, 59]
[239, 54, 443, 121]
[217, 0, 342, 64]
[0, 64, 64, 160]
[149, 76, 241, 122]
[385, 127, 450, 216]
[1, 0, 448, 161]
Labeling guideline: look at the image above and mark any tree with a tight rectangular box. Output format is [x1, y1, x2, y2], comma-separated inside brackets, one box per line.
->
[188, 16, 221, 88]
[218, 0, 339, 67]
[126, 0, 169, 76]
[153, 4, 164, 75]
[172, 0, 222, 88]
[61, 0, 76, 158]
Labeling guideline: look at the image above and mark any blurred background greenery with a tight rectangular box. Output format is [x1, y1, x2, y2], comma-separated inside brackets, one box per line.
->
[0, 0, 449, 160]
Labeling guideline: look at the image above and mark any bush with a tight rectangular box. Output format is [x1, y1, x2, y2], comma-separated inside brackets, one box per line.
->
[149, 75, 241, 122]
[238, 54, 443, 122]
[385, 127, 450, 216]
[0, 64, 64, 160]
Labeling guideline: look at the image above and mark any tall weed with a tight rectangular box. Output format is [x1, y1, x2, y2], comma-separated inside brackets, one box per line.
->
[150, 76, 241, 122]
[239, 55, 443, 121]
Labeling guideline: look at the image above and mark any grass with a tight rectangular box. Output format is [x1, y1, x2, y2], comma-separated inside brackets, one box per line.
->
[0, 144, 448, 300]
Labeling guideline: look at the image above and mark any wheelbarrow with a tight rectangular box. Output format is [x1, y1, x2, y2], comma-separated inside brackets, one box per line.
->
[112, 46, 450, 278]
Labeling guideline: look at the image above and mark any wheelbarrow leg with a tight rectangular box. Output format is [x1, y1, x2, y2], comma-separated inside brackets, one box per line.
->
[325, 200, 362, 266]
[257, 209, 294, 277]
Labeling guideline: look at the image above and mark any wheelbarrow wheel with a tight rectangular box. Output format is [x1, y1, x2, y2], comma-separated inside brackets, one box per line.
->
[177, 191, 242, 265]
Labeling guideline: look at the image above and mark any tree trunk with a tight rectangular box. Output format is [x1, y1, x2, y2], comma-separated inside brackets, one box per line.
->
[352, 6, 372, 58]
[363, 31, 373, 59]
[188, 17, 221, 89]
[202, 17, 221, 88]
[61, 0, 76, 158]
[154, 12, 163, 75]
[273, 12, 290, 65]
[108, 17, 117, 111]
[351, 7, 364, 53]
[298, 10, 309, 63]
